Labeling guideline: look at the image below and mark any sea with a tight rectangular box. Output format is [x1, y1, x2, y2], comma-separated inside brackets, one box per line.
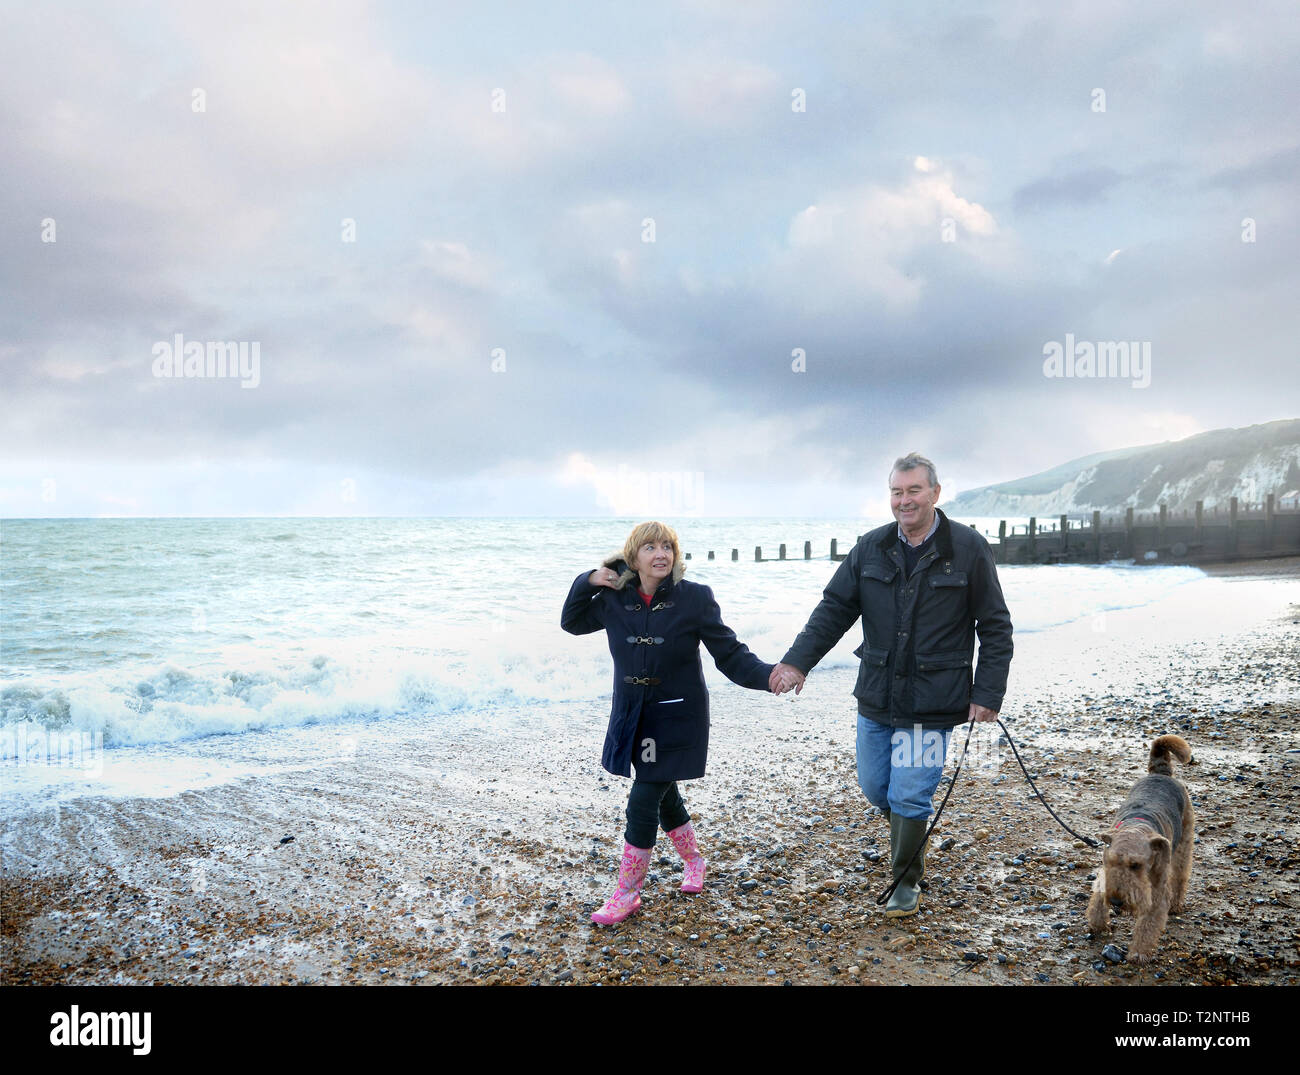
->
[0, 516, 1235, 807]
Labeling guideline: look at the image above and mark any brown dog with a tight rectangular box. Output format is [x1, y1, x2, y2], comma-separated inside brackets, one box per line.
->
[1086, 734, 1194, 963]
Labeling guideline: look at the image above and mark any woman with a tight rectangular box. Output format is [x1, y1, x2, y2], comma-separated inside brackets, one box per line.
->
[561, 520, 775, 925]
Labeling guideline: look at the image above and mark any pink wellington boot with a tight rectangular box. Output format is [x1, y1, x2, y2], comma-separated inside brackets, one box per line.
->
[666, 822, 706, 893]
[591, 842, 651, 925]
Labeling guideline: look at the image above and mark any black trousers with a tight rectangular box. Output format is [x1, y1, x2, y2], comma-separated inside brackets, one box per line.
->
[624, 779, 691, 848]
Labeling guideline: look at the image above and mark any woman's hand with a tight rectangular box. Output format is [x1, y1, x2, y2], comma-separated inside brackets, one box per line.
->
[589, 567, 621, 588]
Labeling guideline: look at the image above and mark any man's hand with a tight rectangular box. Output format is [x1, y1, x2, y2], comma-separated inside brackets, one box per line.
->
[588, 567, 620, 588]
[969, 703, 998, 723]
[770, 662, 806, 695]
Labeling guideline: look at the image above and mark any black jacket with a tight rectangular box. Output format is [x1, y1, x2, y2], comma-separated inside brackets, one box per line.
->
[781, 509, 1012, 729]
[561, 561, 773, 781]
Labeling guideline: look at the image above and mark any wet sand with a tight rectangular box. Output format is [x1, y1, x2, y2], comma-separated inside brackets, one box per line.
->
[3, 571, 1298, 987]
[1196, 556, 1300, 578]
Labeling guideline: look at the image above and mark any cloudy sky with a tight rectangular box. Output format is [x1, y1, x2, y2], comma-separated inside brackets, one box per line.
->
[2, 0, 1296, 518]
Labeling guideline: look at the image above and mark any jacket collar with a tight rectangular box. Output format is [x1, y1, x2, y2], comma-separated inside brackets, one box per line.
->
[881, 507, 954, 560]
[607, 557, 678, 601]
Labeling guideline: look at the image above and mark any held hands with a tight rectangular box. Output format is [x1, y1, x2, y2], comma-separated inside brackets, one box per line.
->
[588, 567, 620, 588]
[769, 662, 806, 696]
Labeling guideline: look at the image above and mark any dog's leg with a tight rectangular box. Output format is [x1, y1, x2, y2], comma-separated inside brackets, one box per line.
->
[1086, 869, 1110, 934]
[1170, 803, 1194, 913]
[1129, 833, 1173, 963]
[1129, 897, 1168, 964]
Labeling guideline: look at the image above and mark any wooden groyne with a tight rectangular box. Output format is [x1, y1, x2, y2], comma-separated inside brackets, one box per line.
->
[680, 495, 1300, 567]
[993, 496, 1300, 566]
[684, 539, 852, 564]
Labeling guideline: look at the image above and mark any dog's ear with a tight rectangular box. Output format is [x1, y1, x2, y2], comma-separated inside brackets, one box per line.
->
[1149, 834, 1171, 865]
[1098, 831, 1113, 846]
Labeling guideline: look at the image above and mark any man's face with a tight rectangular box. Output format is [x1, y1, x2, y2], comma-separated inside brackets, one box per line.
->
[890, 467, 941, 531]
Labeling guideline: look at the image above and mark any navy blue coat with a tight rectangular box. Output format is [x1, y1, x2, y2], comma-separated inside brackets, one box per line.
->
[561, 561, 774, 782]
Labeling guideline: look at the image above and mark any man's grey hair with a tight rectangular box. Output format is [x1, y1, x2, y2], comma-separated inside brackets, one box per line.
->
[890, 453, 938, 488]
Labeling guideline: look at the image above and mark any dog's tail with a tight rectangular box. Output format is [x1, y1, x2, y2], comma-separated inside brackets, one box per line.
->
[1148, 734, 1192, 775]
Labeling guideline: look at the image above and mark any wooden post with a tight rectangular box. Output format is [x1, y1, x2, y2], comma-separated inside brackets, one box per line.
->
[998, 521, 1006, 565]
[830, 538, 838, 559]
[1266, 493, 1276, 549]
[1124, 507, 1134, 559]
[1158, 503, 1167, 548]
[707, 550, 715, 560]
[1228, 497, 1239, 559]
[731, 548, 738, 562]
[804, 540, 812, 560]
[1195, 501, 1203, 543]
[1028, 517, 1037, 562]
[754, 546, 763, 562]
[779, 543, 787, 560]
[1092, 510, 1101, 562]
[1059, 514, 1068, 554]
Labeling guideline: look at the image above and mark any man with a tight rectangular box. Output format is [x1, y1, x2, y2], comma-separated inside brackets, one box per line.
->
[770, 453, 1013, 917]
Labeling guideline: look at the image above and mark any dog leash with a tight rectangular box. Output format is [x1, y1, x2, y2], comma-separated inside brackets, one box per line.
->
[994, 717, 1101, 848]
[874, 717, 1100, 906]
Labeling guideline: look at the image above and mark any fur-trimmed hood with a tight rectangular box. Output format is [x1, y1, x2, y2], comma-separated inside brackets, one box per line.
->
[599, 552, 687, 592]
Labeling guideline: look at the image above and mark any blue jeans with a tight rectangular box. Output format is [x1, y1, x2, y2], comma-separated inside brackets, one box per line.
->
[856, 716, 952, 820]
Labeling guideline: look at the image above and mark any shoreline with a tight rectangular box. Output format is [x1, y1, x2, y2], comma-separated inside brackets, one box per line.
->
[1193, 555, 1300, 578]
[3, 566, 1298, 986]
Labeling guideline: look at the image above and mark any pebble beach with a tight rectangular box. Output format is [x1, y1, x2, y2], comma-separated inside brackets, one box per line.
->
[3, 560, 1298, 987]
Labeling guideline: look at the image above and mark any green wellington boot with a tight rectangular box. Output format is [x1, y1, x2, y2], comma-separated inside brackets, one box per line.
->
[882, 806, 919, 878]
[885, 815, 930, 918]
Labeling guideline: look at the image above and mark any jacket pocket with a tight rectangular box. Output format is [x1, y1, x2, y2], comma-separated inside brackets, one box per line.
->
[861, 562, 898, 584]
[639, 707, 702, 751]
[852, 644, 891, 710]
[923, 571, 969, 626]
[911, 649, 972, 715]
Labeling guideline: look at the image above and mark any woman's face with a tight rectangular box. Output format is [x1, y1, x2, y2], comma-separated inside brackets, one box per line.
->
[632, 538, 674, 589]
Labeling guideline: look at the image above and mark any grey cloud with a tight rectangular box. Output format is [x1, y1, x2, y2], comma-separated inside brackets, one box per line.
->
[1204, 144, 1300, 192]
[1012, 168, 1125, 213]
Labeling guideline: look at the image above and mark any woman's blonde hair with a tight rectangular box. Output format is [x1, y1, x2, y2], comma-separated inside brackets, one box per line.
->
[602, 521, 686, 590]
